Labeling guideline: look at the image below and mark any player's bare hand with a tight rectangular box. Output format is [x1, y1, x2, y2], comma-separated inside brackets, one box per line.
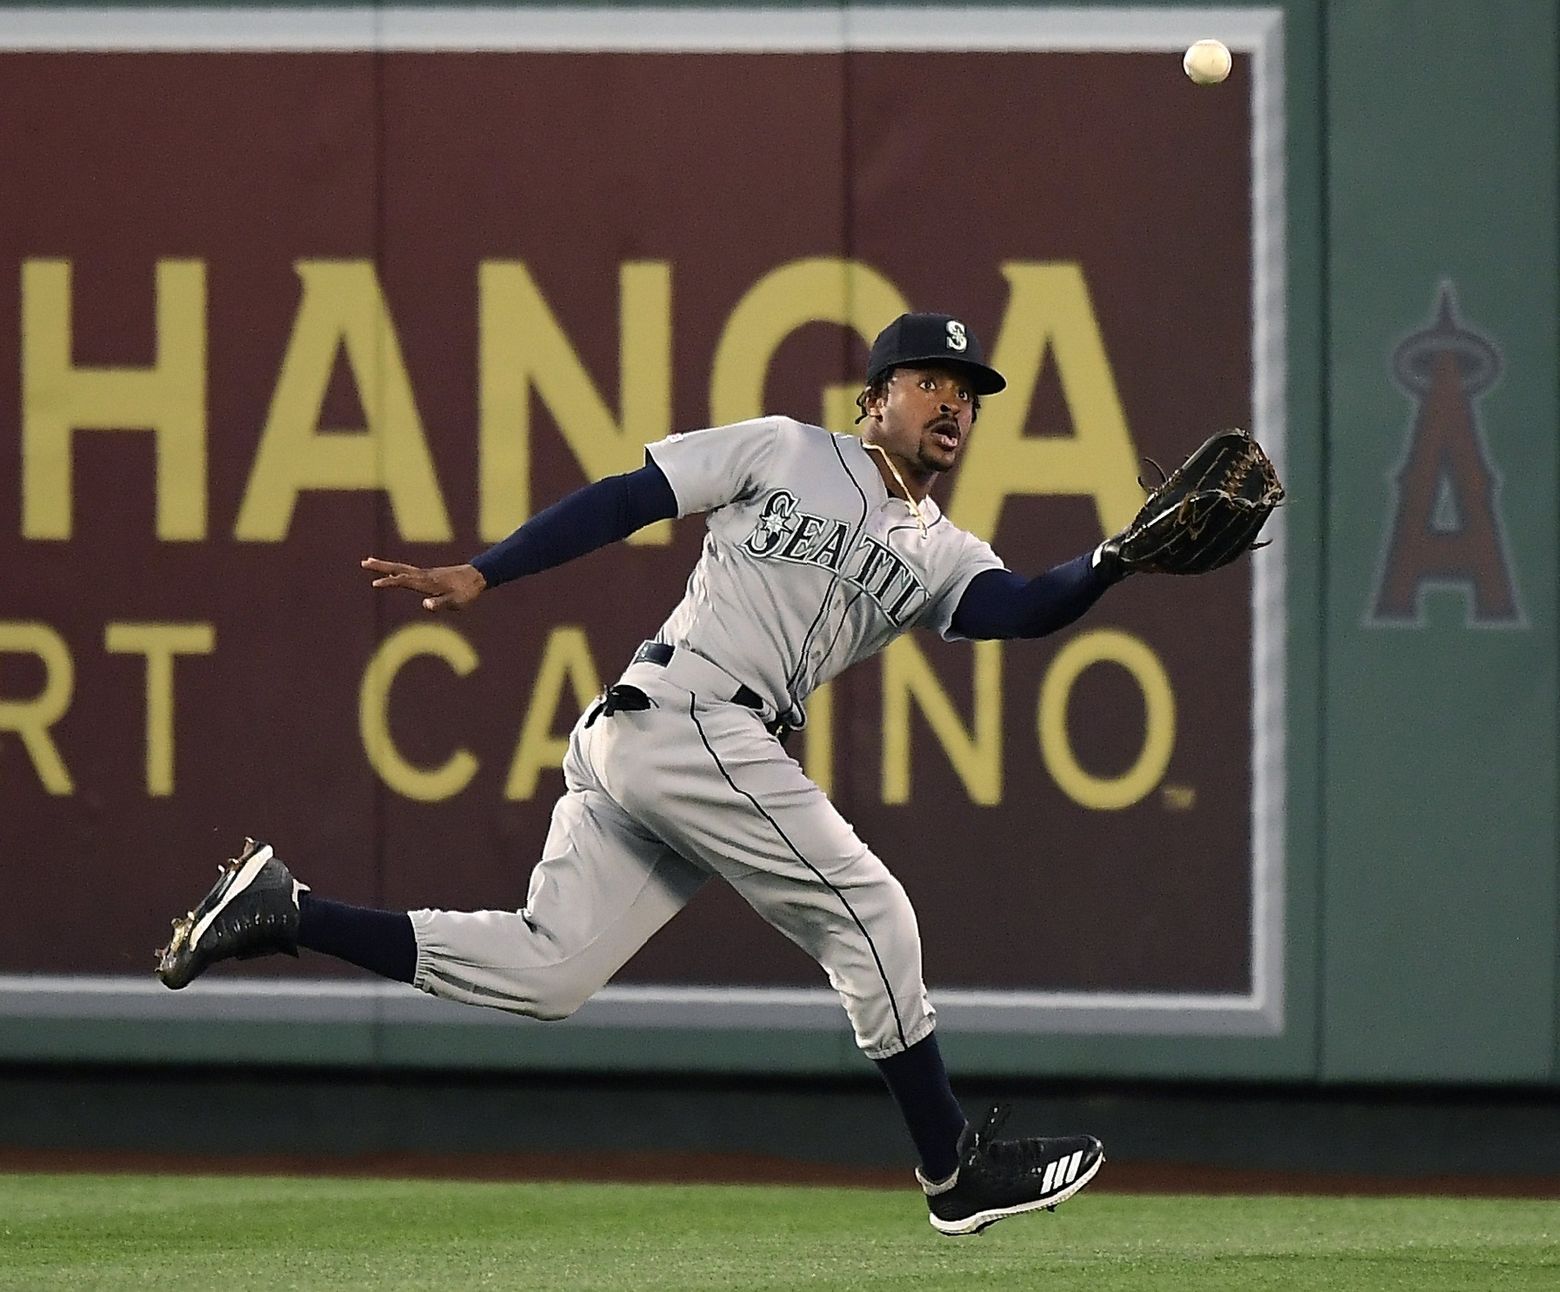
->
[361, 558, 487, 613]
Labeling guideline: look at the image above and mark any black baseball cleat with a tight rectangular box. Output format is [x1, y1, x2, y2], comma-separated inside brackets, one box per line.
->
[155, 838, 308, 989]
[921, 1105, 1104, 1236]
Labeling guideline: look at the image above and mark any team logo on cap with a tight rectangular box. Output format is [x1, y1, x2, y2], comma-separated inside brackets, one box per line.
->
[946, 320, 968, 352]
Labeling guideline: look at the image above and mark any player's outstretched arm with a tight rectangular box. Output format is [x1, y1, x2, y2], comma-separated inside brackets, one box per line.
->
[363, 460, 679, 613]
[951, 550, 1120, 641]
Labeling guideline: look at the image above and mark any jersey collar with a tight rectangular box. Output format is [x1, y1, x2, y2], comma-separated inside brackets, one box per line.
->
[854, 437, 944, 526]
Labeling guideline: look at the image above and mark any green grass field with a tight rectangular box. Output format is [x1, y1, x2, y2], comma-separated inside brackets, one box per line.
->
[2, 1174, 1555, 1291]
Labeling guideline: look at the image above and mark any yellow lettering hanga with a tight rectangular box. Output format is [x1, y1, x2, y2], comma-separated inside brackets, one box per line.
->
[947, 263, 1144, 542]
[711, 257, 908, 434]
[22, 259, 206, 541]
[480, 262, 672, 545]
[235, 261, 451, 542]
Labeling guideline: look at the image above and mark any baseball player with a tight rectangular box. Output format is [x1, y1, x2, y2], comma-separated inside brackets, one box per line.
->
[158, 312, 1124, 1235]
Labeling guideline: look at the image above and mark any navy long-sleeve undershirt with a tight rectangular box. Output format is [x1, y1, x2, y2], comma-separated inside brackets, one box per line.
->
[470, 462, 679, 588]
[469, 463, 1111, 640]
[948, 556, 1111, 641]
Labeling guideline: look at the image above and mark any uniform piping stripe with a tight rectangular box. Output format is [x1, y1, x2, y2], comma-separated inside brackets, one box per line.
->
[687, 696, 909, 1052]
[781, 434, 871, 714]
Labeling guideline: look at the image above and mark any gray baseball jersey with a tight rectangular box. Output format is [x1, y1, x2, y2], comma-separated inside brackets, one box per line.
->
[410, 416, 1006, 1058]
[648, 416, 1005, 724]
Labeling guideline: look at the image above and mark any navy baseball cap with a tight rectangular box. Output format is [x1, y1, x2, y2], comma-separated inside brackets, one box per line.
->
[865, 312, 1006, 395]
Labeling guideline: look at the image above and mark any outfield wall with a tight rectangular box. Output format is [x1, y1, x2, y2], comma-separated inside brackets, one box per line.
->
[0, 0, 1554, 1086]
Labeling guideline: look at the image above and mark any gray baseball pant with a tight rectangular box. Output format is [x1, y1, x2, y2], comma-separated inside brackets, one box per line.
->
[408, 658, 935, 1059]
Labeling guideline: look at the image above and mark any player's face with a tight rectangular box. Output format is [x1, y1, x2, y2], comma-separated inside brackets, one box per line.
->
[867, 366, 977, 478]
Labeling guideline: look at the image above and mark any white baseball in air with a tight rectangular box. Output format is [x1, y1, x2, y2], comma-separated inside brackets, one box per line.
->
[1183, 38, 1232, 85]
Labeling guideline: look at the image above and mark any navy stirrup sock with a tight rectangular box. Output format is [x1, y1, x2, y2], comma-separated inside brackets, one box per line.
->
[296, 893, 417, 984]
[874, 1032, 967, 1183]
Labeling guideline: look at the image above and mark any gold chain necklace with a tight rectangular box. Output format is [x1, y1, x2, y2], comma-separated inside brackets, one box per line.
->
[865, 443, 928, 536]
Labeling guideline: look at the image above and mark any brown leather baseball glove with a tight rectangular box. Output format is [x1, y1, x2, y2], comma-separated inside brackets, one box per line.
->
[1098, 429, 1285, 578]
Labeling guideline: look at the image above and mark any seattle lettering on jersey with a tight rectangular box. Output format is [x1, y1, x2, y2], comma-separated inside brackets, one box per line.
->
[743, 489, 928, 625]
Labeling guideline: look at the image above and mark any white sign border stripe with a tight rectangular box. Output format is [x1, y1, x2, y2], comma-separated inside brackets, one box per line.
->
[7, 7, 1283, 53]
[2, 974, 1281, 1038]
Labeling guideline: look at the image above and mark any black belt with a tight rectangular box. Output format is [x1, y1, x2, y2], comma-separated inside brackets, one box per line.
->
[631, 641, 767, 713]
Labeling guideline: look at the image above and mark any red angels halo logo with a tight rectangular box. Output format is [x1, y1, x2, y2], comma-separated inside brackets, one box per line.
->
[1369, 282, 1522, 627]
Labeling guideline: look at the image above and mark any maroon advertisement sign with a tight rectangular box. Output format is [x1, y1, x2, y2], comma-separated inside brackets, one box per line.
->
[1, 35, 1265, 1003]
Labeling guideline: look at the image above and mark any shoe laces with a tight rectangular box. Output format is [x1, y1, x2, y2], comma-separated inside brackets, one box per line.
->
[967, 1104, 1053, 1176]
